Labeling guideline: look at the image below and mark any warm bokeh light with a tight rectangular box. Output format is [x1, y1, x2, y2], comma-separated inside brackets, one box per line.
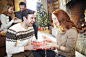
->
[26, 0, 38, 11]
[81, 24, 84, 26]
[17, 8, 20, 11]
[84, 9, 86, 22]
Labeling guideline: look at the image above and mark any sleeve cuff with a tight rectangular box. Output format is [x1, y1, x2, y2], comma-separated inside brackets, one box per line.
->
[17, 46, 24, 53]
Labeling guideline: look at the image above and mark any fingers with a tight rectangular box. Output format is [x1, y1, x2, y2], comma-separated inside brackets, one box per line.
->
[15, 17, 17, 20]
[33, 45, 39, 50]
[45, 45, 51, 49]
[42, 35, 51, 42]
[26, 43, 36, 50]
[42, 35, 46, 39]
[46, 43, 50, 45]
[33, 48, 37, 50]
[30, 43, 39, 50]
[13, 17, 17, 20]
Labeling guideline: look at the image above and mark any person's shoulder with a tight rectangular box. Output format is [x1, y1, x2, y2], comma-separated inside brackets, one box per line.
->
[67, 27, 77, 33]
[1, 14, 6, 16]
[66, 27, 78, 38]
[9, 23, 21, 31]
[7, 23, 21, 35]
[14, 11, 21, 14]
[1, 14, 9, 18]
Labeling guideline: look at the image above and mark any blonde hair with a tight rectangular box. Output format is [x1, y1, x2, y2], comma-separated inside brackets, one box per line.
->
[1, 3, 14, 19]
[53, 9, 79, 33]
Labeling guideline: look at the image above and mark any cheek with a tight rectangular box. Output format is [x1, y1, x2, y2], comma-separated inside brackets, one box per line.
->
[20, 8, 24, 11]
[20, 9, 22, 10]
[10, 10, 12, 12]
[27, 19, 30, 23]
[53, 20, 56, 23]
[9, 9, 12, 13]
[55, 19, 59, 23]
[8, 9, 10, 12]
[8, 10, 11, 13]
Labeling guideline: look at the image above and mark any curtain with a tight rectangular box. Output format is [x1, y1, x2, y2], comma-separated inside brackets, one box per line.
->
[59, 0, 71, 11]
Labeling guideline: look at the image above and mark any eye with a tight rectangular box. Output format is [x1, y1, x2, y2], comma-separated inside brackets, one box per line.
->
[30, 17, 33, 19]
[53, 18, 56, 20]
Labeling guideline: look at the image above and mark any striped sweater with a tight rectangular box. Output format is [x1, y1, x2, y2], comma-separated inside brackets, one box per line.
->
[6, 23, 36, 57]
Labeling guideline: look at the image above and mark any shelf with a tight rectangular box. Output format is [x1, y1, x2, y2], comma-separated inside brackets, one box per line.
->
[54, 1, 58, 5]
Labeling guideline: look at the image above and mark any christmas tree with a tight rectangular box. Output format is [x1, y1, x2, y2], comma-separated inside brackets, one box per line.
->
[35, 2, 49, 27]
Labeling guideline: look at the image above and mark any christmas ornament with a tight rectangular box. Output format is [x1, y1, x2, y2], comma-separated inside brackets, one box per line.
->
[35, 2, 49, 27]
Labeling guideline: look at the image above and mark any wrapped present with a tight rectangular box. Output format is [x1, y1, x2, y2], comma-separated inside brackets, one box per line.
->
[0, 31, 6, 36]
[45, 27, 48, 30]
[38, 28, 41, 31]
[38, 27, 44, 31]
[31, 41, 56, 50]
[41, 27, 44, 31]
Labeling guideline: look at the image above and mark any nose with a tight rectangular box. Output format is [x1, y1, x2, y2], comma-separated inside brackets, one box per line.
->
[53, 20, 55, 24]
[20, 9, 23, 12]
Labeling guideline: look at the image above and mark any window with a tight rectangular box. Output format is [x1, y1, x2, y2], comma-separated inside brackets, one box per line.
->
[26, 0, 38, 11]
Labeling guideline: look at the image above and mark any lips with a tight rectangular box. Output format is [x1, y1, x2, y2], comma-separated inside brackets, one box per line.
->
[30, 23, 34, 25]
[10, 12, 12, 14]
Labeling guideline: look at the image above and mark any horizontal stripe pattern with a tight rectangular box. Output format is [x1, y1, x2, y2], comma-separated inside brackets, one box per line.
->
[6, 28, 35, 42]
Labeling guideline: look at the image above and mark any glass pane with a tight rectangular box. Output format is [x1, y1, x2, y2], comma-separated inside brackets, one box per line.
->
[26, 0, 38, 11]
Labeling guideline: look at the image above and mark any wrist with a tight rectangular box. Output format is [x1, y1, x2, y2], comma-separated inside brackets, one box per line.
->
[58, 45, 60, 50]
[57, 45, 60, 50]
[24, 46, 27, 50]
[12, 19, 15, 22]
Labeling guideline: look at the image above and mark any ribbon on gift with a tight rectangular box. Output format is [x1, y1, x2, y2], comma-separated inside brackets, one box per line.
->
[31, 41, 56, 50]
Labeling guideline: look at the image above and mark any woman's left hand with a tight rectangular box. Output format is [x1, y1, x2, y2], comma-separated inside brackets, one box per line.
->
[45, 42, 56, 49]
[42, 35, 52, 43]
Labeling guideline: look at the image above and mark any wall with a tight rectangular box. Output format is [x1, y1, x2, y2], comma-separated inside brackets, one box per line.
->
[14, 0, 25, 11]
[0, 0, 14, 14]
[66, 0, 86, 27]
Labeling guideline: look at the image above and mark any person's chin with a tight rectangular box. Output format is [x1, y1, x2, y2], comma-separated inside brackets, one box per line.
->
[29, 25, 32, 27]
[9, 12, 12, 14]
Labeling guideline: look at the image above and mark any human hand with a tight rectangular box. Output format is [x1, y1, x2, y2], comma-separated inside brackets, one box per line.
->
[42, 35, 52, 43]
[45, 43, 53, 49]
[13, 17, 17, 21]
[24, 42, 37, 51]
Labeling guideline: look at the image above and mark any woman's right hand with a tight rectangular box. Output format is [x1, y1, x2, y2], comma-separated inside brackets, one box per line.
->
[13, 17, 17, 21]
[24, 42, 37, 51]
